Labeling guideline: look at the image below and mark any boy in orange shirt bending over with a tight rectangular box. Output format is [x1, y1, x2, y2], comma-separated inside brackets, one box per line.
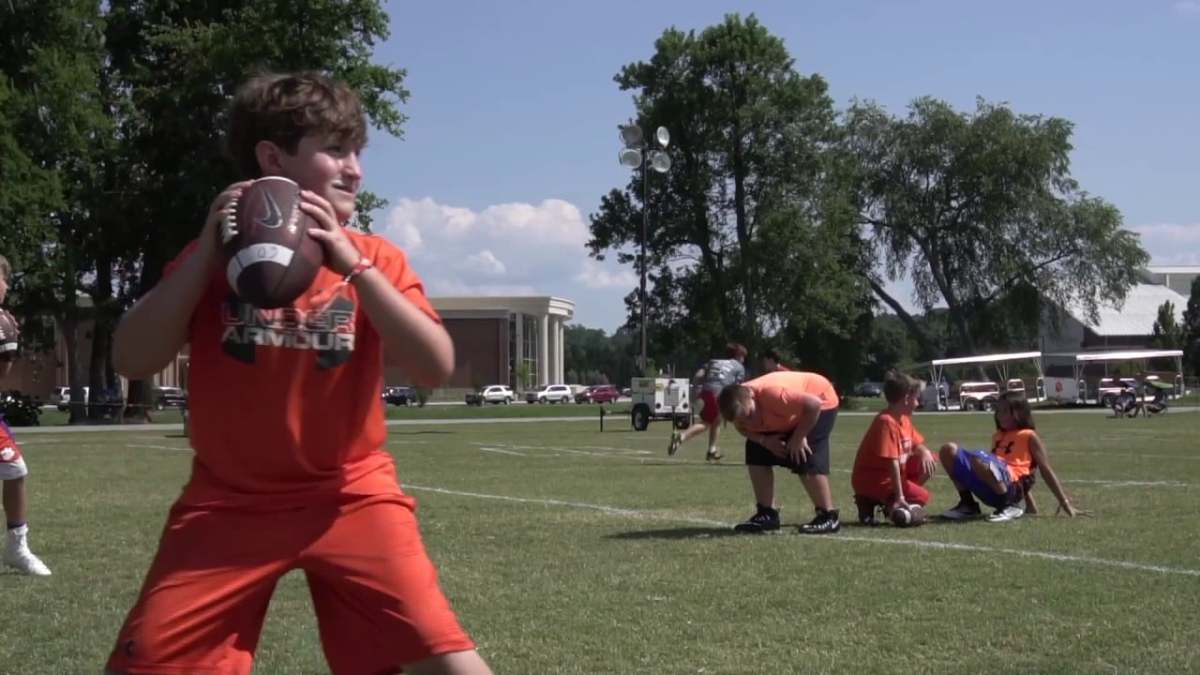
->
[718, 370, 841, 534]
[850, 372, 937, 526]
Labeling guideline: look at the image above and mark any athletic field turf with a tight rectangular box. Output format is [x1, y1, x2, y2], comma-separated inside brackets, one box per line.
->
[3, 409, 1197, 673]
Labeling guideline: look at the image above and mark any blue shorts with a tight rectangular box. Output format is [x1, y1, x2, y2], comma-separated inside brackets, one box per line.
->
[950, 449, 1016, 510]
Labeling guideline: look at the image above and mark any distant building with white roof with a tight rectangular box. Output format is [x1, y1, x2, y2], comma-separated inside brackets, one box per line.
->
[1140, 265, 1200, 297]
[1039, 273, 1189, 354]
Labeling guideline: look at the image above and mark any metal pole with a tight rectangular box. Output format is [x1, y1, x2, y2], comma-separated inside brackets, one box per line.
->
[640, 159, 648, 374]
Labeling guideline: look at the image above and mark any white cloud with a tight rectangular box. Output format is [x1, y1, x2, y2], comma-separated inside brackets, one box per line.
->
[574, 260, 638, 289]
[459, 250, 507, 276]
[1129, 223, 1200, 265]
[378, 196, 636, 329]
[1173, 1, 1200, 15]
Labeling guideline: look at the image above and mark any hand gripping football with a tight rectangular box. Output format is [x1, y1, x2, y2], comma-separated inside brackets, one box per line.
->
[221, 176, 324, 308]
[0, 309, 19, 361]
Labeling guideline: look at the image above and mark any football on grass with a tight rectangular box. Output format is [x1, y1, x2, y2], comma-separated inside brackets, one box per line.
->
[0, 309, 19, 361]
[222, 176, 324, 309]
[891, 504, 927, 528]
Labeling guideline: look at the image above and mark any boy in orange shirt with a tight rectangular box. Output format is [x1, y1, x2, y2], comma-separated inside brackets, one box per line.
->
[105, 72, 491, 675]
[850, 372, 937, 526]
[718, 370, 841, 534]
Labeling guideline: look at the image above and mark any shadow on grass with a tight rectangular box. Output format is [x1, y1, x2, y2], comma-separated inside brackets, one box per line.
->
[607, 526, 745, 540]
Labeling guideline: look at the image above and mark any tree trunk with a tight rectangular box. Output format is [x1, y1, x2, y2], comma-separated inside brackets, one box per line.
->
[918, 236, 980, 358]
[868, 280, 936, 357]
[61, 315, 87, 425]
[731, 125, 756, 346]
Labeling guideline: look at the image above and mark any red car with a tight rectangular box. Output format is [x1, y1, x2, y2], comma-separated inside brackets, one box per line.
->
[576, 384, 620, 404]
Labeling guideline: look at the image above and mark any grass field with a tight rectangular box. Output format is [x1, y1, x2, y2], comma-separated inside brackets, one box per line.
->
[2, 409, 1198, 674]
[30, 396, 891, 427]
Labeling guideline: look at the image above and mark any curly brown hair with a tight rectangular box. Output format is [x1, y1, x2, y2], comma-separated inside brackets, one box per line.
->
[225, 71, 367, 179]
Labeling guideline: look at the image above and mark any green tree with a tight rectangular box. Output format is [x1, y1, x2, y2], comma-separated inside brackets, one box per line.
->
[1151, 301, 1184, 349]
[77, 1, 408, 413]
[0, 0, 113, 421]
[588, 14, 869, 368]
[845, 97, 1150, 357]
[1183, 277, 1200, 375]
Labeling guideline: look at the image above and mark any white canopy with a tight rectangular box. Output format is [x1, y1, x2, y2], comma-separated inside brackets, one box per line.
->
[929, 351, 1043, 367]
[1043, 349, 1183, 363]
[922, 352, 1045, 410]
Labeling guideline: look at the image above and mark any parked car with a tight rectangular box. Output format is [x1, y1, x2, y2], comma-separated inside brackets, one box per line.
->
[957, 381, 1000, 411]
[525, 384, 573, 404]
[382, 385, 416, 406]
[54, 385, 90, 411]
[466, 384, 515, 406]
[620, 387, 631, 398]
[153, 386, 188, 410]
[575, 384, 620, 404]
[853, 381, 883, 397]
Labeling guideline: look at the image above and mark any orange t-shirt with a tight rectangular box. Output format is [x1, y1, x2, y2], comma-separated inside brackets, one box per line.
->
[167, 230, 438, 509]
[737, 371, 839, 434]
[851, 410, 924, 482]
[992, 428, 1037, 481]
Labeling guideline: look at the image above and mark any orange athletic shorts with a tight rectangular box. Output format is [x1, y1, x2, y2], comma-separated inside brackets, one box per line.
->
[106, 493, 475, 675]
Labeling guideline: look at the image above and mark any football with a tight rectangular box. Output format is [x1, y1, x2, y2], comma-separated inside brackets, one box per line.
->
[891, 504, 928, 528]
[222, 176, 324, 309]
[0, 309, 18, 361]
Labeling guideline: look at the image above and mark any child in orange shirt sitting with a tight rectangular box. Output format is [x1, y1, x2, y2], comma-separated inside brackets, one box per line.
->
[939, 392, 1081, 522]
[850, 372, 937, 526]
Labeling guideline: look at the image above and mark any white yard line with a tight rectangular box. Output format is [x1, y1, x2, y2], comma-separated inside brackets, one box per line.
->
[479, 447, 526, 456]
[126, 443, 189, 452]
[403, 484, 1200, 579]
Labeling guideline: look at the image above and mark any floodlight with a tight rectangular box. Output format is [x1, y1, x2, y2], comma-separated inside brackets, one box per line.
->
[619, 124, 644, 148]
[649, 151, 671, 173]
[655, 126, 670, 148]
[618, 148, 643, 168]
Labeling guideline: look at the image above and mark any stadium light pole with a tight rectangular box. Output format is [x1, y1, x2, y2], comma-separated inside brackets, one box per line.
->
[618, 123, 671, 374]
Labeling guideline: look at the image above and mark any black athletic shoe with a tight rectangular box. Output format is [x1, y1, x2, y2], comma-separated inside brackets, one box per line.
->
[733, 504, 780, 533]
[854, 495, 882, 526]
[940, 498, 983, 521]
[798, 508, 841, 534]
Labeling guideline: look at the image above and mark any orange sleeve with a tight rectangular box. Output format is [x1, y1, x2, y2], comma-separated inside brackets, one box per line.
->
[857, 415, 901, 462]
[364, 236, 440, 325]
[162, 239, 200, 279]
[876, 417, 903, 461]
[911, 422, 925, 448]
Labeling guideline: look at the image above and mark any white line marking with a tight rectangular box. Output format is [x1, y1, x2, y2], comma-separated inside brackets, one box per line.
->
[402, 484, 1200, 579]
[480, 447, 526, 456]
[1055, 450, 1200, 462]
[474, 443, 1192, 486]
[1066, 479, 1188, 487]
[126, 444, 189, 452]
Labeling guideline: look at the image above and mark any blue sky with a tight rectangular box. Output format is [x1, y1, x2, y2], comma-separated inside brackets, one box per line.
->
[361, 0, 1200, 332]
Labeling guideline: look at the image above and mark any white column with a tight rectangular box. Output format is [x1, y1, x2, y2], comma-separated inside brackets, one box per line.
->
[539, 314, 550, 385]
[548, 317, 559, 383]
[557, 319, 565, 383]
[513, 312, 524, 389]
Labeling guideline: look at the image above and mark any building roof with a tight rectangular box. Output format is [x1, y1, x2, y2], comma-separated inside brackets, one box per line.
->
[1061, 284, 1187, 337]
[429, 296, 575, 320]
[1145, 265, 1200, 274]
